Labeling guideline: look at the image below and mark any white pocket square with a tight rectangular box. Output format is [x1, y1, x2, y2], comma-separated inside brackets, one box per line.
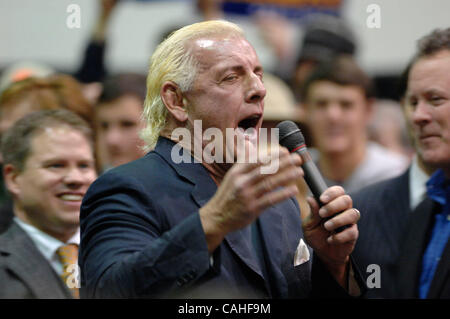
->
[294, 238, 310, 266]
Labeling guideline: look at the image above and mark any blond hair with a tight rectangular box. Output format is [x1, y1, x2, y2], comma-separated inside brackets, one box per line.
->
[141, 20, 244, 151]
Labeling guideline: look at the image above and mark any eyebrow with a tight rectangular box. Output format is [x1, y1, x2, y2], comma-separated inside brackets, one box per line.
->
[407, 87, 447, 97]
[218, 64, 264, 76]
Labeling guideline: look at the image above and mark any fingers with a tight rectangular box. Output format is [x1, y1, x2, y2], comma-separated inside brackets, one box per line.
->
[305, 186, 360, 237]
[323, 208, 361, 232]
[252, 165, 303, 198]
[234, 148, 303, 198]
[252, 150, 301, 189]
[318, 190, 352, 219]
[326, 224, 359, 245]
[255, 185, 299, 212]
[319, 185, 346, 206]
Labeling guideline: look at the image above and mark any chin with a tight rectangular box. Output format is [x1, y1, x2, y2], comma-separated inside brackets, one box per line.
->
[322, 143, 348, 154]
[422, 155, 449, 168]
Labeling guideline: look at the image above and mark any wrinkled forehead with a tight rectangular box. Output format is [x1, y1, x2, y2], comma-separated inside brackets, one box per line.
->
[410, 50, 450, 79]
[188, 36, 259, 69]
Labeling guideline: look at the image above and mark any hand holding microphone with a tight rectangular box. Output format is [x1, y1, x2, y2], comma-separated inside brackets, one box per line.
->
[277, 120, 358, 234]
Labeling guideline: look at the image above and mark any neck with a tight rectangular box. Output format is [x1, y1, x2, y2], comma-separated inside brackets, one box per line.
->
[318, 141, 366, 182]
[160, 127, 231, 184]
[14, 206, 77, 243]
[417, 156, 438, 176]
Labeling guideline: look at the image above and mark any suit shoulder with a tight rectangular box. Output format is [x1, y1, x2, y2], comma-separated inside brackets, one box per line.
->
[351, 170, 408, 202]
[93, 152, 178, 188]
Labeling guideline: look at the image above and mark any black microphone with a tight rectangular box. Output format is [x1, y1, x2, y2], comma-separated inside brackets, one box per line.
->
[276, 120, 348, 233]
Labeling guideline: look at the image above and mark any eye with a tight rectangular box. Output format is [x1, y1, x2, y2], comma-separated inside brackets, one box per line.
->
[429, 95, 444, 105]
[78, 162, 94, 169]
[340, 100, 354, 110]
[120, 121, 137, 128]
[223, 74, 238, 82]
[47, 162, 65, 169]
[99, 122, 109, 130]
[407, 96, 418, 109]
[313, 99, 328, 109]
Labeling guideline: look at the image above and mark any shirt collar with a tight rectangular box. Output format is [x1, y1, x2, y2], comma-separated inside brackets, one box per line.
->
[14, 217, 80, 262]
[409, 155, 430, 210]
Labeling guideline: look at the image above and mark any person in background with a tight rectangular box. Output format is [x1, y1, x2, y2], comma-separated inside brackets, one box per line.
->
[291, 14, 357, 102]
[0, 62, 55, 208]
[94, 73, 147, 172]
[0, 109, 97, 298]
[368, 99, 414, 159]
[299, 55, 409, 194]
[0, 74, 95, 234]
[352, 27, 450, 299]
[74, 0, 117, 84]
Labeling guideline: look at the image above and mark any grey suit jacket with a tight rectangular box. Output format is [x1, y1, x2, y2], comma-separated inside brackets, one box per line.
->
[0, 222, 73, 299]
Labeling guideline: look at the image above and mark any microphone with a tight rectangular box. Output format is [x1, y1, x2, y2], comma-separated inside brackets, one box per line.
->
[276, 120, 348, 233]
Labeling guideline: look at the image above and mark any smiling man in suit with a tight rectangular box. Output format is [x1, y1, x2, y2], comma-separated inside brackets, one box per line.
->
[352, 27, 450, 299]
[79, 20, 364, 299]
[0, 109, 97, 298]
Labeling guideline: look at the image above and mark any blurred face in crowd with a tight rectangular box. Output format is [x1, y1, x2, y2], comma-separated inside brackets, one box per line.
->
[181, 36, 266, 160]
[0, 100, 37, 163]
[4, 125, 97, 240]
[405, 50, 450, 172]
[96, 95, 146, 168]
[304, 81, 372, 155]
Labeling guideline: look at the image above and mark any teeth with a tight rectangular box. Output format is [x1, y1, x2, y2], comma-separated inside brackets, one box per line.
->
[59, 194, 83, 201]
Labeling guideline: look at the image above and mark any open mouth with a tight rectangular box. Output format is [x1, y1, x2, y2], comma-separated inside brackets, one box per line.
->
[238, 114, 261, 131]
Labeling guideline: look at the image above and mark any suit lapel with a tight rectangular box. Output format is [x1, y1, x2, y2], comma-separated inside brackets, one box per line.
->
[154, 137, 265, 281]
[396, 197, 436, 298]
[427, 234, 450, 298]
[375, 171, 411, 249]
[257, 205, 283, 273]
[256, 205, 284, 294]
[1, 223, 72, 298]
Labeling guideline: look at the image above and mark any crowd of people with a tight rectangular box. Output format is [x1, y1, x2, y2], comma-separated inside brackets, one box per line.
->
[0, 0, 448, 300]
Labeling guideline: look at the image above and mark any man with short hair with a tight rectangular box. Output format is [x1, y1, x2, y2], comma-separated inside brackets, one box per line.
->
[300, 56, 409, 194]
[0, 109, 97, 298]
[94, 73, 147, 171]
[0, 74, 95, 234]
[79, 20, 363, 299]
[352, 28, 450, 299]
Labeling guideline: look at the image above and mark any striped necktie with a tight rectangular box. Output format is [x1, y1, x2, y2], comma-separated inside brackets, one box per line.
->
[56, 244, 79, 298]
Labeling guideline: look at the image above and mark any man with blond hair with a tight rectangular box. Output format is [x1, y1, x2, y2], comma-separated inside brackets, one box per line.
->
[79, 20, 363, 299]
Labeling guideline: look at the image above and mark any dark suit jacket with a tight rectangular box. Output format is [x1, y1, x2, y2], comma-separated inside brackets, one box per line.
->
[0, 222, 73, 299]
[79, 137, 356, 299]
[352, 169, 450, 298]
[0, 199, 13, 234]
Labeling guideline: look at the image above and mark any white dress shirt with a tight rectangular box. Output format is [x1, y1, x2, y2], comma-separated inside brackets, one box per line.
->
[409, 156, 431, 211]
[14, 217, 80, 276]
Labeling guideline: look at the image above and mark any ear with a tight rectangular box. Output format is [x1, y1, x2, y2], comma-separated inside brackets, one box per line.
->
[3, 164, 21, 197]
[160, 81, 188, 123]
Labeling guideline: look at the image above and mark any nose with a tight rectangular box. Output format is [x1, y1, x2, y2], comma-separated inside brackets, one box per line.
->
[325, 103, 343, 121]
[245, 73, 266, 105]
[63, 167, 86, 188]
[412, 100, 433, 127]
[104, 126, 122, 148]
